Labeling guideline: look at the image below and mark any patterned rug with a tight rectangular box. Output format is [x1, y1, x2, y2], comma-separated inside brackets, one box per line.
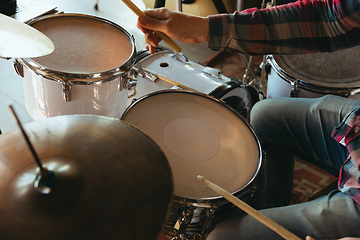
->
[204, 51, 338, 204]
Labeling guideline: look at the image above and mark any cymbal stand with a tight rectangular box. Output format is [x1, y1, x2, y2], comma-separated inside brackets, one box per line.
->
[258, 0, 276, 87]
[239, 0, 268, 86]
[240, 54, 256, 83]
[246, 0, 275, 98]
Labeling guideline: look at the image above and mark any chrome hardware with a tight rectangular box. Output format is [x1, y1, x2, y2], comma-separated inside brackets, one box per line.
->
[13, 59, 24, 78]
[349, 88, 360, 97]
[173, 206, 194, 232]
[171, 52, 189, 64]
[128, 79, 137, 90]
[290, 81, 299, 97]
[202, 67, 222, 79]
[127, 79, 137, 98]
[134, 63, 159, 82]
[200, 208, 214, 235]
[33, 168, 57, 194]
[62, 81, 71, 101]
[118, 75, 129, 91]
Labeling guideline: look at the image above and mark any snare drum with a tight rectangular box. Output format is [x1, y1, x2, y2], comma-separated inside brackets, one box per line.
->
[130, 47, 259, 121]
[14, 13, 136, 120]
[266, 45, 360, 99]
[121, 90, 262, 239]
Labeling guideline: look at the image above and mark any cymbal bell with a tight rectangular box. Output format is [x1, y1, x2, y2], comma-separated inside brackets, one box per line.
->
[0, 13, 54, 58]
[0, 115, 173, 240]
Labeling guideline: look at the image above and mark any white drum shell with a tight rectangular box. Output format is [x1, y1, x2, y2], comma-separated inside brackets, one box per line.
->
[22, 69, 128, 120]
[130, 50, 237, 103]
[267, 68, 325, 98]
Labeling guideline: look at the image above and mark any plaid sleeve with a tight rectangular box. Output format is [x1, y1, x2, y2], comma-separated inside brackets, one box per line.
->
[331, 106, 360, 205]
[208, 0, 360, 55]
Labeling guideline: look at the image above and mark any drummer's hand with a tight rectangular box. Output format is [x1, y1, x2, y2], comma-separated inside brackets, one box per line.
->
[306, 236, 360, 240]
[137, 8, 209, 54]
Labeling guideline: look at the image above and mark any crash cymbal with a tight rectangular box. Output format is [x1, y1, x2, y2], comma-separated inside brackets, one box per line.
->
[0, 13, 54, 58]
[0, 115, 173, 240]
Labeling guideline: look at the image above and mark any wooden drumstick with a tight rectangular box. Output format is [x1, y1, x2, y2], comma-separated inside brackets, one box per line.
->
[121, 0, 182, 53]
[197, 175, 302, 240]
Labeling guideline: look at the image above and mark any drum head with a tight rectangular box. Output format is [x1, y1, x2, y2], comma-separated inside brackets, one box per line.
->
[274, 45, 360, 89]
[28, 14, 134, 74]
[122, 90, 261, 200]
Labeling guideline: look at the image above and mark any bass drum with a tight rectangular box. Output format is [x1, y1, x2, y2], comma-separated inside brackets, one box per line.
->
[122, 90, 262, 240]
[130, 47, 259, 121]
[266, 45, 360, 99]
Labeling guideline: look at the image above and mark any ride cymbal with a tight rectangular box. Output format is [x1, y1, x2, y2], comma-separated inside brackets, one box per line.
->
[0, 13, 54, 58]
[0, 115, 173, 240]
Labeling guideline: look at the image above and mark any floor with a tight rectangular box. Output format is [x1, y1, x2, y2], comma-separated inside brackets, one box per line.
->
[0, 0, 218, 133]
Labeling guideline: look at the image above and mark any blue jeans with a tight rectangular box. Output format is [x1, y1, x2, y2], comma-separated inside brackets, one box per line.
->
[207, 95, 360, 239]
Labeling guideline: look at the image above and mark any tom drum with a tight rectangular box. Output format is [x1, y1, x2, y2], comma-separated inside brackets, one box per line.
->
[14, 13, 137, 120]
[266, 45, 360, 99]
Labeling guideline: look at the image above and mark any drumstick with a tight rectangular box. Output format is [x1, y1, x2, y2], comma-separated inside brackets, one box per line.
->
[121, 0, 182, 53]
[141, 67, 195, 91]
[94, 0, 99, 10]
[197, 175, 302, 240]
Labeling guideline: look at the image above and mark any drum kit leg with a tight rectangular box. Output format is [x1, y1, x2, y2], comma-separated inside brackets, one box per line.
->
[239, 0, 276, 99]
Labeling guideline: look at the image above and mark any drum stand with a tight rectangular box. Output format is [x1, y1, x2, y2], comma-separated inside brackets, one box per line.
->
[240, 0, 275, 99]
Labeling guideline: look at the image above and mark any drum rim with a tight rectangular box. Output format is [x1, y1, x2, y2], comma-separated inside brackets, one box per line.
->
[17, 13, 137, 83]
[267, 54, 360, 96]
[121, 89, 263, 201]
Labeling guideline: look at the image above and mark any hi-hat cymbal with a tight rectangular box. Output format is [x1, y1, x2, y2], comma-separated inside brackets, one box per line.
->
[0, 13, 54, 58]
[0, 115, 173, 240]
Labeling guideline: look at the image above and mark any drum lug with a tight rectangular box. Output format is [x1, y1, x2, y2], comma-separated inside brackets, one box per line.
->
[290, 82, 299, 97]
[62, 81, 71, 101]
[134, 63, 159, 83]
[118, 75, 130, 91]
[262, 61, 272, 75]
[13, 59, 24, 78]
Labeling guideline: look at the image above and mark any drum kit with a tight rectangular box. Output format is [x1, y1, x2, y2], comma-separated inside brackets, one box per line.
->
[1, 0, 359, 238]
[0, 9, 262, 240]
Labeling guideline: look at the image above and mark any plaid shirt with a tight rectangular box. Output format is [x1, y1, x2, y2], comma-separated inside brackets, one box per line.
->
[332, 107, 360, 205]
[208, 0, 360, 55]
[207, 0, 360, 204]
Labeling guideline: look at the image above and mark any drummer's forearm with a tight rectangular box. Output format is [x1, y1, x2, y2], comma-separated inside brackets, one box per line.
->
[207, 0, 360, 55]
